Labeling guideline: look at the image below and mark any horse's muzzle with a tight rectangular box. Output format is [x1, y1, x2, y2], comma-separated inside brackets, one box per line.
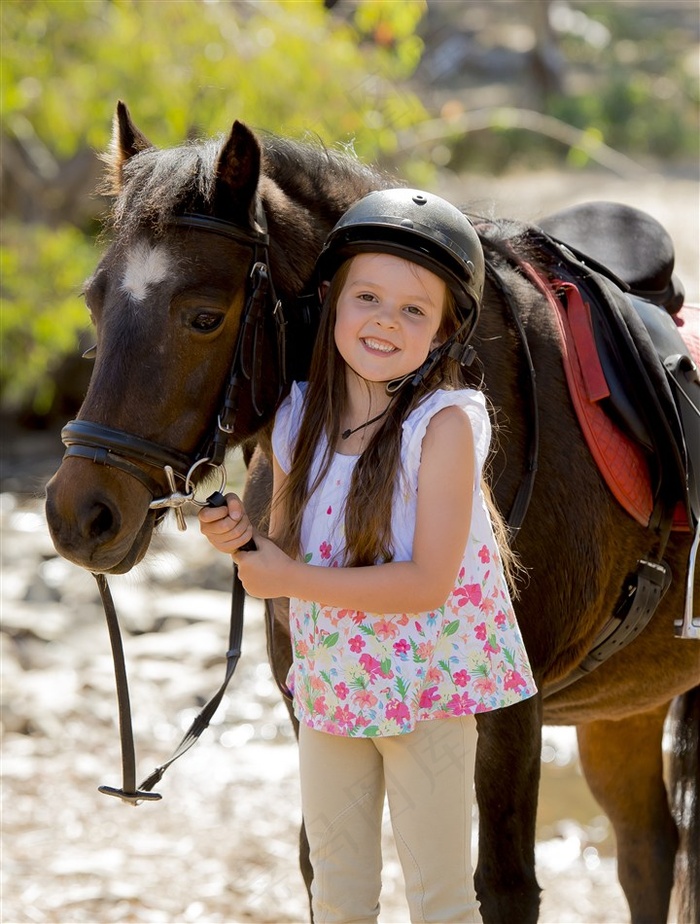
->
[45, 458, 156, 573]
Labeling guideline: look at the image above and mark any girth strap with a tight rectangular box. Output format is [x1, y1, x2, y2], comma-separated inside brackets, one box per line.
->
[544, 558, 672, 697]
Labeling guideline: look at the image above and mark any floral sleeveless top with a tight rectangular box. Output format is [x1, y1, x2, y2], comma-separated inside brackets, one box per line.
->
[272, 383, 537, 738]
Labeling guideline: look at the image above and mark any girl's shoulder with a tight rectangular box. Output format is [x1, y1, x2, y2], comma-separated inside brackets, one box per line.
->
[272, 381, 309, 471]
[402, 388, 492, 475]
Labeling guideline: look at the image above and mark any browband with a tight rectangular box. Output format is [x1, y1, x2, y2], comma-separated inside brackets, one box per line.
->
[173, 209, 268, 247]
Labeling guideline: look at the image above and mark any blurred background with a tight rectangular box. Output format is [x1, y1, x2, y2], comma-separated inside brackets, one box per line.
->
[1, 2, 698, 922]
[2, 0, 698, 436]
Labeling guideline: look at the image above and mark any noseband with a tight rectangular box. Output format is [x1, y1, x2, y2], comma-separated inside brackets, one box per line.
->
[60, 202, 286, 527]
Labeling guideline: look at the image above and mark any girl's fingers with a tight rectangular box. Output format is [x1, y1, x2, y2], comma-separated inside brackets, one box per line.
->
[199, 504, 232, 524]
[198, 492, 254, 554]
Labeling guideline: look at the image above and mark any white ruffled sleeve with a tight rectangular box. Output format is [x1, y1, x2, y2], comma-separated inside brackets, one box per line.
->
[401, 388, 492, 484]
[271, 381, 308, 473]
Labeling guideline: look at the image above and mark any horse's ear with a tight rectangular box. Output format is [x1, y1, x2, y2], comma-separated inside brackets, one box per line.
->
[105, 101, 154, 192]
[213, 121, 261, 222]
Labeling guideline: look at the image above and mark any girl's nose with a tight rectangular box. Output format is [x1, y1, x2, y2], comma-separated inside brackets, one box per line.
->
[374, 304, 398, 328]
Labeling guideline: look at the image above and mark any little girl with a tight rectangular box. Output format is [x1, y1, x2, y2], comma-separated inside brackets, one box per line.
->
[200, 188, 536, 924]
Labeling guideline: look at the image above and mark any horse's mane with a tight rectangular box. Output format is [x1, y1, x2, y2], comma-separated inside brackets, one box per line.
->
[259, 132, 393, 217]
[99, 121, 538, 301]
[466, 213, 544, 271]
[101, 130, 392, 249]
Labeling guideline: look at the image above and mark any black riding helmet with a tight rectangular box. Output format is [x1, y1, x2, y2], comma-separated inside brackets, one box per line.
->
[316, 188, 485, 388]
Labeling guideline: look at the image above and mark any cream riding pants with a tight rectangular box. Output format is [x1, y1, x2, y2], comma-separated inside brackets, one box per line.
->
[298, 717, 481, 924]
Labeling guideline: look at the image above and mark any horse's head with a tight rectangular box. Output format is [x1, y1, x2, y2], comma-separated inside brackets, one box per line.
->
[46, 102, 314, 573]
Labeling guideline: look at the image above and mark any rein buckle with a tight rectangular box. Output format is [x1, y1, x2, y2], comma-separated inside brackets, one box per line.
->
[98, 785, 163, 806]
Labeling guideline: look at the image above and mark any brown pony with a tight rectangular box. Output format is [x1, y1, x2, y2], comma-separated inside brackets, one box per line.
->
[45, 103, 699, 924]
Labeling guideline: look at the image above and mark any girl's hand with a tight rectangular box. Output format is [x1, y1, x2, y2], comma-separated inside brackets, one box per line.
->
[233, 535, 295, 600]
[198, 492, 254, 554]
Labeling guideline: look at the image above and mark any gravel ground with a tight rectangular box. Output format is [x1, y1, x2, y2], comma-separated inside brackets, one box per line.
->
[1, 499, 630, 924]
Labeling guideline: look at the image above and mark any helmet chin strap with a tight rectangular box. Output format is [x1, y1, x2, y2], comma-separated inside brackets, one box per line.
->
[386, 328, 476, 395]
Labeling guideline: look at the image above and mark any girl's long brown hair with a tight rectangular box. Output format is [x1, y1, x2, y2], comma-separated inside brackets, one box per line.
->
[274, 258, 520, 591]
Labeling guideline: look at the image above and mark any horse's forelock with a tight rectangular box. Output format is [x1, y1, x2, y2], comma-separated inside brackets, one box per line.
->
[107, 139, 223, 242]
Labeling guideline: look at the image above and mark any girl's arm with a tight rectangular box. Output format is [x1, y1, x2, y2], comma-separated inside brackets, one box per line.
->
[236, 405, 475, 613]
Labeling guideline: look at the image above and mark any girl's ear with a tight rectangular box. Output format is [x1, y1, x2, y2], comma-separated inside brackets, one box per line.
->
[318, 281, 330, 301]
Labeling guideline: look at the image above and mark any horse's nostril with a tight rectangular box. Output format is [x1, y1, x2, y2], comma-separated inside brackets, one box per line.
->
[86, 501, 120, 541]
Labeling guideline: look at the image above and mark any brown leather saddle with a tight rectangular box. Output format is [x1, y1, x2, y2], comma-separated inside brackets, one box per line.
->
[527, 201, 699, 692]
[537, 201, 698, 541]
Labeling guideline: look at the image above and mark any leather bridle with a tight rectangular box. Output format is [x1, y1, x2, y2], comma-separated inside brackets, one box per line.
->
[60, 204, 287, 803]
[61, 204, 286, 526]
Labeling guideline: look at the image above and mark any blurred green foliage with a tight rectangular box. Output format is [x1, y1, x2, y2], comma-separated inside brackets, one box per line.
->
[550, 2, 699, 163]
[2, 0, 428, 157]
[1, 0, 697, 418]
[1, 222, 98, 412]
[1, 0, 430, 416]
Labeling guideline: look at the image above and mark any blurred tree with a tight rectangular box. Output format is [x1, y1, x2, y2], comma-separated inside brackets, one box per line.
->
[2, 0, 696, 418]
[409, 1, 698, 174]
[1, 0, 429, 416]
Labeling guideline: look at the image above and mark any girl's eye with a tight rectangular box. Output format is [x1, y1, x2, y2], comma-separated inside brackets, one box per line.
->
[358, 292, 376, 302]
[405, 305, 425, 317]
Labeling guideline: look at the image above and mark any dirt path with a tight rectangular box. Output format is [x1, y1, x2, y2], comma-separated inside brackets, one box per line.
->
[1, 499, 630, 924]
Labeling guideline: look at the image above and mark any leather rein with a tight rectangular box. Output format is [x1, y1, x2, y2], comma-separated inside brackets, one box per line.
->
[61, 205, 286, 804]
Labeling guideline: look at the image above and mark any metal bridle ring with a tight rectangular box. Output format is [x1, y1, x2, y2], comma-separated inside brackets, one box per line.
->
[184, 458, 228, 507]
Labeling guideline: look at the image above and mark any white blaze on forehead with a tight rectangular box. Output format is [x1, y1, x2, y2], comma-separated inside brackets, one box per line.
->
[121, 240, 171, 302]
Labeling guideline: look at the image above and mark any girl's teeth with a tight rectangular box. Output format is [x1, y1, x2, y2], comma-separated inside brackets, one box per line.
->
[364, 339, 394, 352]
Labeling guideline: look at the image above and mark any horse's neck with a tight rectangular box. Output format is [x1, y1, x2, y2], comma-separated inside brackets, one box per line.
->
[260, 165, 384, 299]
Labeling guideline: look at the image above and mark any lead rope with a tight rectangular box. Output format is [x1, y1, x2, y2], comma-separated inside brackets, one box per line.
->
[95, 492, 253, 805]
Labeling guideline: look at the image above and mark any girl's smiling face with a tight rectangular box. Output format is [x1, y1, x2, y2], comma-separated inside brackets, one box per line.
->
[333, 252, 446, 389]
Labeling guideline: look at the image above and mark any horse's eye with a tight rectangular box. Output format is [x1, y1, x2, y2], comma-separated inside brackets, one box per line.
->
[189, 311, 224, 333]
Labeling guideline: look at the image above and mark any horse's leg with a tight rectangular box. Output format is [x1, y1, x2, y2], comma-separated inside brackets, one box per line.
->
[668, 686, 700, 924]
[474, 694, 543, 924]
[576, 705, 678, 924]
